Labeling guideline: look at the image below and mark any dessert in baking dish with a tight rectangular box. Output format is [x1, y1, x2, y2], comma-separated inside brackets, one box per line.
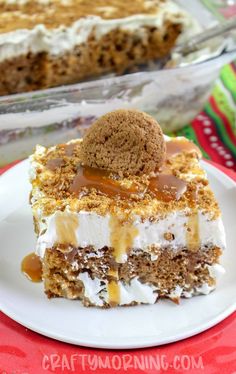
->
[0, 0, 194, 95]
[29, 109, 226, 307]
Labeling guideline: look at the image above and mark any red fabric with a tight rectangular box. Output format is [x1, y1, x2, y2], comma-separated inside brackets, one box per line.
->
[192, 117, 227, 164]
[1, 161, 236, 374]
[220, 5, 236, 18]
[209, 96, 236, 147]
[205, 159, 236, 182]
[1, 311, 236, 374]
[187, 112, 236, 172]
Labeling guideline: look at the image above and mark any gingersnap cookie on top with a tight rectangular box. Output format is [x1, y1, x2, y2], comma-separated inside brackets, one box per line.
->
[80, 109, 166, 176]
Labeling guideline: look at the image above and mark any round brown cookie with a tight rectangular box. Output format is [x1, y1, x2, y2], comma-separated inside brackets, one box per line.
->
[81, 109, 166, 176]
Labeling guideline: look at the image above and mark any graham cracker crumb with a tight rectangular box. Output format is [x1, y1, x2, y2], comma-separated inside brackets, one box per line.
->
[80, 109, 166, 176]
[164, 232, 175, 241]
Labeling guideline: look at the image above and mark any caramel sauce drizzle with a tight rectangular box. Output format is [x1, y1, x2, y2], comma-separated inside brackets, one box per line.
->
[186, 213, 200, 252]
[68, 139, 201, 201]
[46, 158, 64, 171]
[70, 166, 140, 198]
[108, 216, 138, 305]
[148, 174, 187, 202]
[166, 138, 201, 158]
[107, 268, 120, 307]
[109, 216, 139, 263]
[70, 165, 187, 202]
[55, 211, 79, 246]
[64, 143, 77, 157]
[21, 252, 42, 282]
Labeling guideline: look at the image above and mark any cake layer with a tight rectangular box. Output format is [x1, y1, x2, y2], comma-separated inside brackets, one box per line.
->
[43, 245, 224, 307]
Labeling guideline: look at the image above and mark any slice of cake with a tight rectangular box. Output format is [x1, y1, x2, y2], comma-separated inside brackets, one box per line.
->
[29, 109, 226, 307]
[0, 0, 195, 95]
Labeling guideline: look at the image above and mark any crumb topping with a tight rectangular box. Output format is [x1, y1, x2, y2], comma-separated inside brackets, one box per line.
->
[30, 138, 221, 220]
[0, 0, 171, 33]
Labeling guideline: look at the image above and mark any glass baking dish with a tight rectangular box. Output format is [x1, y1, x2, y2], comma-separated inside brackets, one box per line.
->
[0, 0, 235, 166]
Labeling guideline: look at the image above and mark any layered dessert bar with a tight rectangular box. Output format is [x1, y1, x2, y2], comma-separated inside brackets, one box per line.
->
[0, 0, 196, 95]
[29, 109, 226, 307]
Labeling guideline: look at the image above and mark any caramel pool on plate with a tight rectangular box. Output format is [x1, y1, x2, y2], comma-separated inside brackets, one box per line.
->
[21, 252, 42, 282]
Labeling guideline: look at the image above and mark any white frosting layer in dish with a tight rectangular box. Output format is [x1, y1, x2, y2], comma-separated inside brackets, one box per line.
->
[0, 0, 195, 62]
[35, 209, 226, 260]
[77, 263, 225, 306]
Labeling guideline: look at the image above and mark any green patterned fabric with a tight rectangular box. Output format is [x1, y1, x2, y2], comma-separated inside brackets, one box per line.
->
[173, 61, 236, 172]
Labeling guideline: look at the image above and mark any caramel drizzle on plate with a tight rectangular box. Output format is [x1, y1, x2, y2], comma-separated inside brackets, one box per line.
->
[21, 252, 42, 282]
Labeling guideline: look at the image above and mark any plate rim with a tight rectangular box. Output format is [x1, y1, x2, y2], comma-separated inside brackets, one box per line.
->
[1, 299, 236, 349]
[1, 159, 236, 349]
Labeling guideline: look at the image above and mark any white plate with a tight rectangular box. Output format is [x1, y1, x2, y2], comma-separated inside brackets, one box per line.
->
[0, 160, 236, 349]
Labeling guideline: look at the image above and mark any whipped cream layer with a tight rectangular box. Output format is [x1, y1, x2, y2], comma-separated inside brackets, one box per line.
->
[0, 0, 195, 62]
[35, 209, 226, 260]
[76, 262, 225, 306]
